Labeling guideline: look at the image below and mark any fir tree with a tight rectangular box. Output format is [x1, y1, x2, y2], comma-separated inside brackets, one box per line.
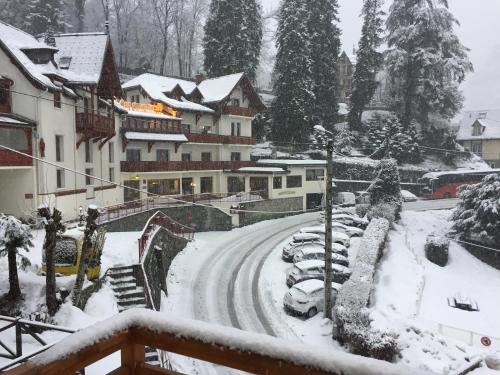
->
[306, 0, 341, 130]
[368, 159, 402, 206]
[203, 0, 262, 81]
[452, 174, 500, 245]
[0, 215, 33, 300]
[0, 0, 31, 32]
[272, 0, 314, 144]
[385, 0, 472, 129]
[334, 128, 355, 155]
[348, 0, 385, 131]
[25, 0, 66, 36]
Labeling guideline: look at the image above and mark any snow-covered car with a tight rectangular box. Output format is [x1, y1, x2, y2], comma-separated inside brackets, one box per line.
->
[293, 247, 349, 267]
[282, 242, 326, 262]
[286, 260, 352, 287]
[333, 192, 356, 207]
[297, 226, 351, 247]
[331, 223, 364, 238]
[331, 214, 369, 229]
[401, 189, 418, 202]
[355, 191, 371, 205]
[283, 279, 342, 318]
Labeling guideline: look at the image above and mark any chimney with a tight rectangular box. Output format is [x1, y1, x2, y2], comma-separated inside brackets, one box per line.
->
[195, 73, 206, 85]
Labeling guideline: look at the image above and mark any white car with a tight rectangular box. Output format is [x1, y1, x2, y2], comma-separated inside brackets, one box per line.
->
[331, 223, 364, 238]
[331, 214, 369, 229]
[282, 242, 326, 262]
[293, 247, 349, 267]
[286, 260, 352, 287]
[283, 279, 342, 318]
[298, 227, 350, 247]
[401, 189, 418, 202]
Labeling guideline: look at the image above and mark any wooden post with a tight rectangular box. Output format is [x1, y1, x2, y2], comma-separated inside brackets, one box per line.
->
[324, 139, 334, 320]
[121, 342, 145, 374]
[15, 320, 22, 358]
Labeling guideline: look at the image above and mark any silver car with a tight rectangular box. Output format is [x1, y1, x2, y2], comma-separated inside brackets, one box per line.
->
[286, 260, 351, 287]
[283, 279, 342, 318]
[293, 247, 349, 267]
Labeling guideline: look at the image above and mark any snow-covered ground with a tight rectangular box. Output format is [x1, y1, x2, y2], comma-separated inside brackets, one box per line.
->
[372, 210, 500, 373]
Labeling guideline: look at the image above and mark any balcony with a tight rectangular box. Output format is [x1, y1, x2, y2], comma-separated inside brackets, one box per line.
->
[76, 112, 115, 138]
[121, 117, 183, 134]
[5, 309, 405, 375]
[121, 160, 256, 173]
[186, 133, 256, 145]
[223, 105, 258, 117]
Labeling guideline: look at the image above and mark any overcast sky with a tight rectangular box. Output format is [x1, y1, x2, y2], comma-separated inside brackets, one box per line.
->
[260, 0, 500, 111]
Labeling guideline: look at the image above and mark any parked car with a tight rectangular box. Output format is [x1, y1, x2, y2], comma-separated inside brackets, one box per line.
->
[354, 191, 371, 205]
[283, 279, 342, 318]
[282, 242, 326, 262]
[333, 192, 356, 207]
[401, 189, 418, 202]
[286, 260, 352, 287]
[331, 214, 369, 229]
[319, 208, 355, 223]
[293, 247, 349, 267]
[331, 223, 364, 237]
[297, 227, 350, 247]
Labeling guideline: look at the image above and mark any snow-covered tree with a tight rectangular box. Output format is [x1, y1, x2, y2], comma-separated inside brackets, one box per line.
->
[334, 128, 355, 155]
[306, 0, 341, 129]
[368, 158, 402, 205]
[38, 206, 65, 316]
[252, 110, 272, 143]
[203, 0, 262, 81]
[348, 0, 385, 131]
[385, 0, 473, 129]
[363, 112, 420, 163]
[25, 0, 66, 35]
[0, 0, 31, 32]
[0, 215, 33, 300]
[272, 0, 314, 144]
[452, 174, 500, 245]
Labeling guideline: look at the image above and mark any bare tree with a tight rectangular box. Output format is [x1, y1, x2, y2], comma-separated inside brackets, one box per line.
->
[152, 0, 174, 75]
[74, 0, 87, 32]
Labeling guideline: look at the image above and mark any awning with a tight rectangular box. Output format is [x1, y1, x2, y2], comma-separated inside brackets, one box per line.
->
[124, 132, 188, 142]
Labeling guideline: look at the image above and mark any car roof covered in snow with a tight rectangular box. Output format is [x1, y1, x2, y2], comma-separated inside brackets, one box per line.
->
[293, 233, 321, 241]
[300, 226, 325, 234]
[294, 260, 324, 270]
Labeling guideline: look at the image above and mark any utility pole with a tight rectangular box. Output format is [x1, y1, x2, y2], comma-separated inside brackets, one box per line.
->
[324, 139, 334, 319]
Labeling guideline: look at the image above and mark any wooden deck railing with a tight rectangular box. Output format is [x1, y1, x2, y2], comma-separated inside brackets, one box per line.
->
[4, 310, 414, 375]
[120, 160, 256, 173]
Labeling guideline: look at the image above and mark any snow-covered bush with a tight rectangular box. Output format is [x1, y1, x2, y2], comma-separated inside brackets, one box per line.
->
[345, 323, 399, 362]
[368, 159, 402, 207]
[356, 204, 370, 218]
[424, 235, 449, 267]
[367, 203, 397, 225]
[452, 173, 500, 245]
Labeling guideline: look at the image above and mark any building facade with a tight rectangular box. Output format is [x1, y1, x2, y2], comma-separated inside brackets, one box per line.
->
[336, 51, 356, 105]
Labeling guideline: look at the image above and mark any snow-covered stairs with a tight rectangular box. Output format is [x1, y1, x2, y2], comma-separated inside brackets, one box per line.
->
[107, 265, 159, 366]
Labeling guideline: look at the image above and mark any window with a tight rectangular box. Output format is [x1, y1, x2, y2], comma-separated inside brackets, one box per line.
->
[182, 124, 191, 133]
[231, 122, 241, 136]
[55, 135, 63, 162]
[230, 152, 241, 161]
[472, 121, 485, 136]
[471, 141, 482, 155]
[126, 149, 141, 162]
[85, 168, 93, 185]
[130, 95, 135, 102]
[109, 167, 115, 182]
[231, 98, 240, 107]
[0, 80, 11, 113]
[286, 175, 302, 188]
[53, 91, 61, 108]
[147, 179, 180, 195]
[156, 149, 169, 161]
[200, 177, 213, 193]
[306, 169, 325, 181]
[201, 152, 212, 162]
[108, 142, 114, 163]
[56, 169, 65, 188]
[85, 141, 93, 163]
[0, 128, 28, 149]
[273, 176, 282, 189]
[227, 176, 245, 193]
[182, 153, 191, 162]
[59, 56, 72, 69]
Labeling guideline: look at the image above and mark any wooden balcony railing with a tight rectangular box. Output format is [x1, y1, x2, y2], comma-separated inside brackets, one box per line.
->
[121, 118, 183, 134]
[223, 105, 258, 117]
[185, 133, 256, 145]
[5, 309, 412, 375]
[76, 112, 115, 137]
[120, 160, 256, 173]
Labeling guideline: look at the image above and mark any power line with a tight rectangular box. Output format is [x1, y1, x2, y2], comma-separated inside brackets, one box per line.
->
[451, 238, 500, 254]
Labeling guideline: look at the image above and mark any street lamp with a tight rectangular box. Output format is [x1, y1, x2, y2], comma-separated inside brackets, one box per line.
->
[314, 125, 334, 320]
[190, 181, 196, 203]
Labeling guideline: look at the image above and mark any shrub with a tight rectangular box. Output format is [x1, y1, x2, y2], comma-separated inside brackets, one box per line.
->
[356, 204, 370, 218]
[425, 235, 449, 267]
[345, 323, 399, 362]
[367, 203, 397, 225]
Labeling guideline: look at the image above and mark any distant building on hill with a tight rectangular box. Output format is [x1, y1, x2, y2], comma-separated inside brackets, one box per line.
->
[336, 51, 356, 105]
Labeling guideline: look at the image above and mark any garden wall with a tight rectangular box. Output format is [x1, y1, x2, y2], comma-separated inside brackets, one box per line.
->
[237, 197, 304, 227]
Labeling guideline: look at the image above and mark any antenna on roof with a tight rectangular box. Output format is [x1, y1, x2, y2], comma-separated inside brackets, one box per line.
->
[104, 0, 110, 35]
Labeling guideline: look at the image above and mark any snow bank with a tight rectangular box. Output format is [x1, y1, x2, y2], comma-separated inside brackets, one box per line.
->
[32, 309, 423, 375]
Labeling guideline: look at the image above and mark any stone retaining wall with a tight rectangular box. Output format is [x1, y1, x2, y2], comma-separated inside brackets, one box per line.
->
[238, 197, 304, 227]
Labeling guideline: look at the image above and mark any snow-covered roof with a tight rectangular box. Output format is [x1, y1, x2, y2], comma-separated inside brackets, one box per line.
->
[198, 72, 244, 103]
[422, 168, 500, 180]
[237, 167, 287, 174]
[257, 159, 327, 167]
[0, 20, 63, 90]
[122, 73, 214, 113]
[338, 103, 349, 116]
[125, 110, 180, 121]
[122, 73, 197, 95]
[293, 233, 321, 241]
[53, 33, 109, 84]
[293, 279, 342, 294]
[0, 115, 29, 125]
[125, 132, 188, 142]
[457, 109, 500, 141]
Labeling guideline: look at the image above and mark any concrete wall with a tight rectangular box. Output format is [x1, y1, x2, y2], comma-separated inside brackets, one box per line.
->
[238, 197, 304, 227]
[100, 204, 232, 232]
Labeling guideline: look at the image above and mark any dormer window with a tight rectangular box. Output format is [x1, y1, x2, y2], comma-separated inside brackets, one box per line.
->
[231, 98, 240, 107]
[23, 48, 53, 64]
[472, 121, 485, 136]
[59, 56, 72, 69]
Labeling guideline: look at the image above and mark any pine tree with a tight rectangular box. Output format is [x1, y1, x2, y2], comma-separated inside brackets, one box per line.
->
[368, 159, 402, 205]
[0, 0, 31, 32]
[385, 0, 472, 129]
[306, 0, 341, 129]
[0, 215, 33, 300]
[25, 0, 66, 36]
[452, 174, 500, 245]
[272, 0, 315, 144]
[203, 0, 262, 81]
[334, 128, 355, 155]
[348, 0, 385, 131]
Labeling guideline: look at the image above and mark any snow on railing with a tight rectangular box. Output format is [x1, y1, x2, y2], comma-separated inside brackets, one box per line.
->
[7, 309, 422, 375]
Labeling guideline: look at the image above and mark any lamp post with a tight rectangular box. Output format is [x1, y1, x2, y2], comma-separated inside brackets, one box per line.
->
[190, 182, 196, 203]
[78, 205, 84, 226]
